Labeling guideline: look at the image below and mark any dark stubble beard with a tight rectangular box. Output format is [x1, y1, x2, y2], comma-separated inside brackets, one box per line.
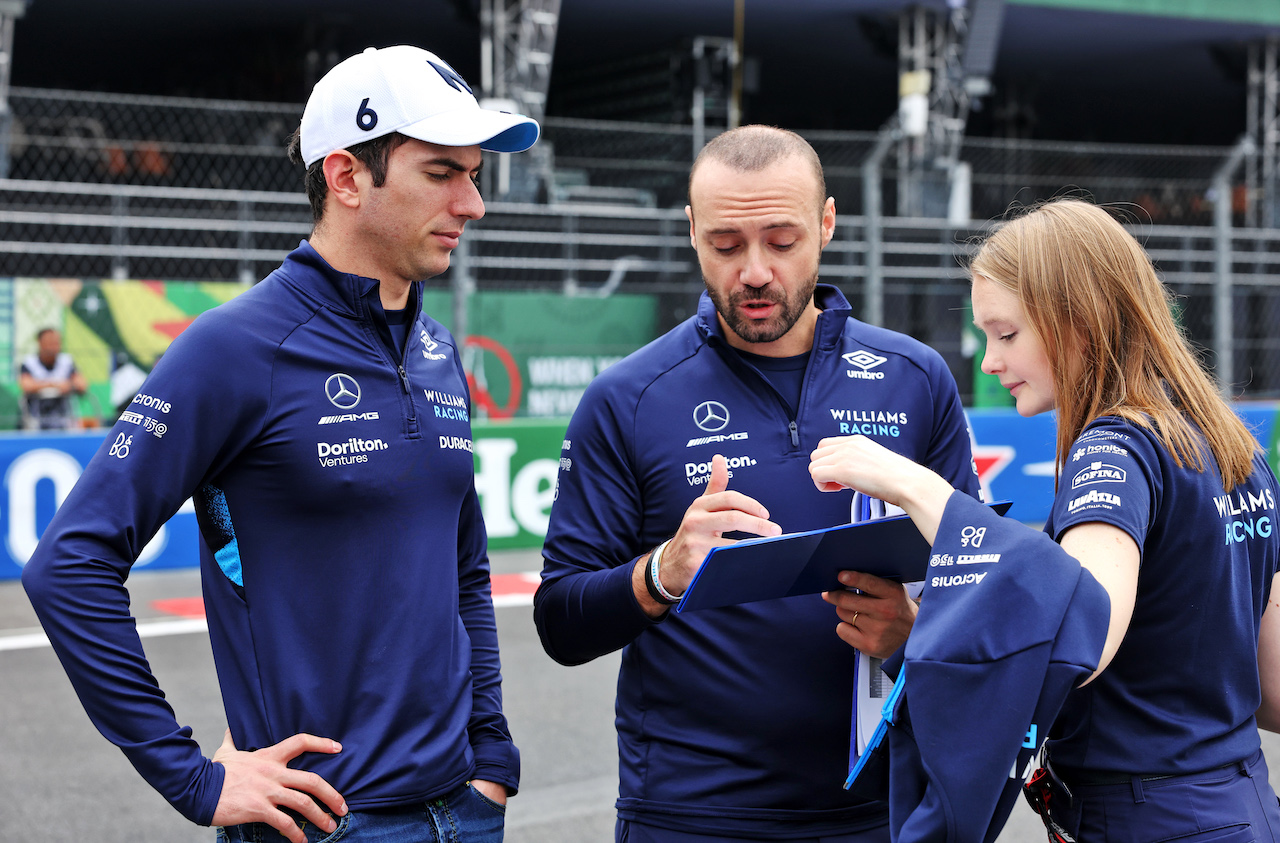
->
[705, 263, 820, 345]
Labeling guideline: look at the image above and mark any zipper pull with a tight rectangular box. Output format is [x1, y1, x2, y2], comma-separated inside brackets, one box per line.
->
[398, 364, 411, 394]
[789, 420, 799, 446]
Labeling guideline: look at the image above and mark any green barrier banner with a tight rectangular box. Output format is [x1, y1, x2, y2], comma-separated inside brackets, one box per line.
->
[421, 290, 656, 420]
[472, 418, 569, 550]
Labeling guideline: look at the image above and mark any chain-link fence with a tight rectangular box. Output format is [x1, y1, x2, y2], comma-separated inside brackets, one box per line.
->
[8, 87, 1251, 220]
[3, 86, 1279, 409]
[9, 87, 302, 190]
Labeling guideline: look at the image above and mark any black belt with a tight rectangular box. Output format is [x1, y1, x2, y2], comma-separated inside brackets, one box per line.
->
[1054, 760, 1236, 788]
[1056, 768, 1174, 787]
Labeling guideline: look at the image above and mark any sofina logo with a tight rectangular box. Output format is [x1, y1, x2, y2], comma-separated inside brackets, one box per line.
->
[842, 350, 887, 380]
[1071, 461, 1126, 489]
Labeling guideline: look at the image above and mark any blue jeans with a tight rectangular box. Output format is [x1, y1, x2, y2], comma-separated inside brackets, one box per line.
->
[216, 782, 505, 843]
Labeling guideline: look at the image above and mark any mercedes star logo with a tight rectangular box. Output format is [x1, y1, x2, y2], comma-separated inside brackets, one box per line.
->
[325, 373, 362, 409]
[693, 400, 730, 432]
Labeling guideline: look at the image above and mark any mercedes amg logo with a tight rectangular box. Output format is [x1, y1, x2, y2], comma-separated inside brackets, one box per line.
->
[693, 400, 729, 432]
[325, 373, 361, 409]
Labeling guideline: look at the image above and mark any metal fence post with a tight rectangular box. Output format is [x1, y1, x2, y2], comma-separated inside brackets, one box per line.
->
[1212, 135, 1255, 398]
[562, 210, 578, 295]
[861, 124, 901, 327]
[237, 198, 254, 284]
[111, 193, 128, 280]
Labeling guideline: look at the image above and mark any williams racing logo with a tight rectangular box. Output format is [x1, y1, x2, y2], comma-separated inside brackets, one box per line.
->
[425, 389, 469, 423]
[842, 350, 887, 380]
[829, 408, 906, 438]
[1070, 461, 1127, 489]
[421, 329, 447, 361]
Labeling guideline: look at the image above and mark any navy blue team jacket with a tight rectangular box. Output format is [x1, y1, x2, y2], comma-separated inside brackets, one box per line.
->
[876, 492, 1109, 842]
[536, 285, 981, 838]
[22, 242, 518, 825]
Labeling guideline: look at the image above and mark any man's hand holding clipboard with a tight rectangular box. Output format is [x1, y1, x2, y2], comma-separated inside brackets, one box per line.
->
[632, 453, 781, 618]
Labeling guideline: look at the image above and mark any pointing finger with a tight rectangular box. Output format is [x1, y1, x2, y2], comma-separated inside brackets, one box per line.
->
[703, 454, 729, 497]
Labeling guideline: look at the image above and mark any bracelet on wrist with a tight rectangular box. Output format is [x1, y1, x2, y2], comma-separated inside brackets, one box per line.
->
[644, 540, 681, 606]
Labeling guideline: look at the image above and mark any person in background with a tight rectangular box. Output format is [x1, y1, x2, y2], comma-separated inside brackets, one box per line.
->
[19, 327, 87, 430]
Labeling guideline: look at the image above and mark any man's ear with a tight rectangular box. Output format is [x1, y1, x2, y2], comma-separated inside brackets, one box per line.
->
[685, 204, 697, 248]
[819, 197, 836, 249]
[323, 151, 363, 210]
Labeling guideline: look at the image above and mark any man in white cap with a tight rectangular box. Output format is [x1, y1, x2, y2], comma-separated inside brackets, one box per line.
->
[23, 45, 537, 843]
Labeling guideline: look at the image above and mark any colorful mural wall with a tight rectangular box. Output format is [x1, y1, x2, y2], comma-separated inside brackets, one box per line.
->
[2, 279, 250, 429]
[1, 279, 657, 428]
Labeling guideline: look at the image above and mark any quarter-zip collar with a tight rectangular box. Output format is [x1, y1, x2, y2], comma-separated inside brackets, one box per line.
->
[278, 239, 423, 322]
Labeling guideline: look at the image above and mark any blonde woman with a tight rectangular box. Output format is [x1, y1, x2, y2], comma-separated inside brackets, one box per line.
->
[811, 199, 1280, 840]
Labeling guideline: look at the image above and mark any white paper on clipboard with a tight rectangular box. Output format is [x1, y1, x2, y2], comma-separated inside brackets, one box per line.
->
[854, 579, 922, 755]
[850, 492, 912, 758]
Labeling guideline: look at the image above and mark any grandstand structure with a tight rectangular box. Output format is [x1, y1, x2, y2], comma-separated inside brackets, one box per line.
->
[1, 0, 1280, 407]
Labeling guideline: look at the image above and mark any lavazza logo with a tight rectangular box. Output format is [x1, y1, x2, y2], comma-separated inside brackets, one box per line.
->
[1069, 489, 1122, 513]
[319, 373, 379, 425]
[842, 350, 887, 380]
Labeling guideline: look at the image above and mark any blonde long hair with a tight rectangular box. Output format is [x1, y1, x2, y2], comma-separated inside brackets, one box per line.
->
[970, 199, 1259, 491]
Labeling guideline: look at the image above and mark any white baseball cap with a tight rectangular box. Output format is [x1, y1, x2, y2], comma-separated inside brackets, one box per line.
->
[299, 45, 539, 167]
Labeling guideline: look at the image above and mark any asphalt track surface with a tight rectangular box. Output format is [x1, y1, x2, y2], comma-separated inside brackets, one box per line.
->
[3, 550, 1280, 842]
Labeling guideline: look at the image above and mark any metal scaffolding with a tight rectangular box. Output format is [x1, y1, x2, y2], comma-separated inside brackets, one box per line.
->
[1246, 35, 1278, 228]
[479, 0, 561, 201]
[0, 0, 28, 179]
[893, 0, 1004, 219]
[480, 0, 560, 125]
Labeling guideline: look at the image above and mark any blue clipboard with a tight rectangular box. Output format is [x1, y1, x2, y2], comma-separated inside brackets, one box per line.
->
[675, 500, 1012, 613]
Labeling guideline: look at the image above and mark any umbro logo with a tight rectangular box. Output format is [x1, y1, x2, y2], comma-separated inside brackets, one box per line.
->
[843, 350, 888, 380]
[842, 350, 887, 371]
